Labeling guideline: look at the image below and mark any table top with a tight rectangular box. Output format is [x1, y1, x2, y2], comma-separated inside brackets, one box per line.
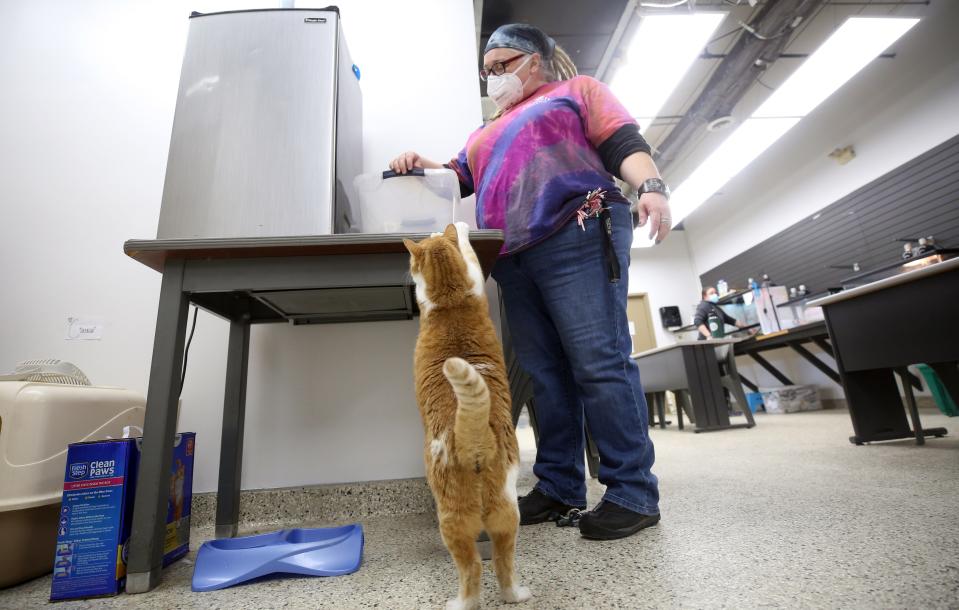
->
[808, 256, 959, 307]
[632, 338, 738, 359]
[124, 231, 506, 275]
[733, 320, 828, 353]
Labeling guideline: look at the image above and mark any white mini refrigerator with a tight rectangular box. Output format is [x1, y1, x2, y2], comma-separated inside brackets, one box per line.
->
[157, 8, 362, 239]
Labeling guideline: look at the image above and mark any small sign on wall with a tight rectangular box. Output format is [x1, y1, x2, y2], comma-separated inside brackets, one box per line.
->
[66, 317, 103, 341]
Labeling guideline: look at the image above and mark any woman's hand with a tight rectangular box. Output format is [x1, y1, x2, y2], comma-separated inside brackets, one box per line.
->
[619, 151, 672, 243]
[389, 151, 422, 174]
[389, 151, 443, 174]
[636, 191, 672, 243]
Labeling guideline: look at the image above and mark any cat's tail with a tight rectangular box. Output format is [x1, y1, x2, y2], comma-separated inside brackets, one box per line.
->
[443, 357, 495, 468]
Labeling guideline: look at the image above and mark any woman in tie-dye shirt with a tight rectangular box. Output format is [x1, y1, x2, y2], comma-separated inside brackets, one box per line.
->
[391, 23, 671, 541]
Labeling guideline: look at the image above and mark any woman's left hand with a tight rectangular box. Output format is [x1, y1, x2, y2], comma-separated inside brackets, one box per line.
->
[636, 192, 672, 243]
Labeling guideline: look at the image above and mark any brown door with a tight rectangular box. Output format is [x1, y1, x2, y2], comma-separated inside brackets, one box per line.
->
[627, 294, 657, 354]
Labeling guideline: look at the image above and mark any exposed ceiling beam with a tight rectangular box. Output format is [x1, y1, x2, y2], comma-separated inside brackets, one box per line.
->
[474, 0, 484, 52]
[653, 0, 828, 173]
[595, 0, 637, 82]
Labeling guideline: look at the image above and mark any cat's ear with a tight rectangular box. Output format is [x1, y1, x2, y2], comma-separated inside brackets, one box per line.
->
[403, 238, 422, 257]
[442, 224, 458, 243]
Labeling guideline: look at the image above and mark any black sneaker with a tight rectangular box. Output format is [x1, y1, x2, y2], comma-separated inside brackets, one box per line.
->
[578, 500, 661, 540]
[517, 489, 576, 525]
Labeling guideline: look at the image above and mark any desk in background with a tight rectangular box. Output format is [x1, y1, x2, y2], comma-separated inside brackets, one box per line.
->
[809, 257, 958, 445]
[633, 340, 755, 433]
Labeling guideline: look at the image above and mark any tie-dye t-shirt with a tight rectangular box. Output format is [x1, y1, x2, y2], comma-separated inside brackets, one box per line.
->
[446, 75, 637, 255]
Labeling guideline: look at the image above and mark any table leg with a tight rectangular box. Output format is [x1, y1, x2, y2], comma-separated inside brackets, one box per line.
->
[684, 347, 730, 431]
[897, 367, 925, 445]
[675, 391, 687, 430]
[748, 352, 794, 386]
[216, 315, 251, 539]
[584, 425, 600, 479]
[812, 337, 833, 357]
[789, 342, 841, 384]
[738, 373, 759, 393]
[526, 398, 540, 446]
[127, 260, 190, 594]
[840, 368, 948, 445]
[656, 392, 667, 429]
[508, 357, 532, 426]
[844, 369, 906, 444]
[722, 351, 756, 428]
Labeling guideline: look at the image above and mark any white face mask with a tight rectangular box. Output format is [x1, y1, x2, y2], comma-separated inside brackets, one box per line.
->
[486, 55, 533, 110]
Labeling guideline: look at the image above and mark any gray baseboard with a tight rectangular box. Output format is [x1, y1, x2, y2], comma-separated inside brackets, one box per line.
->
[191, 477, 435, 528]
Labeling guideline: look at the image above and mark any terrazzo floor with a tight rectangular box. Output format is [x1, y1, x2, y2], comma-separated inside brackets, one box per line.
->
[3, 409, 957, 609]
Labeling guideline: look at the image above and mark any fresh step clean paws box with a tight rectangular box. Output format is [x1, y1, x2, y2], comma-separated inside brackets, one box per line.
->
[49, 433, 195, 601]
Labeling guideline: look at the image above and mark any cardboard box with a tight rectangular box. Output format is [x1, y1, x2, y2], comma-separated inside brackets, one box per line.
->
[760, 386, 822, 414]
[50, 433, 195, 601]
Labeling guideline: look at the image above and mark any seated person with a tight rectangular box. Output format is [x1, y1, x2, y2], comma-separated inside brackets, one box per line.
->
[695, 286, 748, 339]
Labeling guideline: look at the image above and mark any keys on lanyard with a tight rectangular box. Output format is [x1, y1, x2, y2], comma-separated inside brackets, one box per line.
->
[575, 189, 620, 283]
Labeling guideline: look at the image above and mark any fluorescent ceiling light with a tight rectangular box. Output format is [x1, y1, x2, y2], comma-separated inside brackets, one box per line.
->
[634, 17, 919, 247]
[632, 117, 798, 247]
[670, 117, 800, 222]
[611, 13, 726, 134]
[754, 18, 919, 118]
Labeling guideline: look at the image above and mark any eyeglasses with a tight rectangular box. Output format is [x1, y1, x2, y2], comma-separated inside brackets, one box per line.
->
[480, 53, 528, 81]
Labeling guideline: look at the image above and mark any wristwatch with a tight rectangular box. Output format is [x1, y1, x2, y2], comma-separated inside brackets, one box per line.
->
[639, 178, 670, 200]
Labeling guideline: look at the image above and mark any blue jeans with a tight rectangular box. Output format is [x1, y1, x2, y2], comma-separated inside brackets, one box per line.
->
[492, 202, 659, 515]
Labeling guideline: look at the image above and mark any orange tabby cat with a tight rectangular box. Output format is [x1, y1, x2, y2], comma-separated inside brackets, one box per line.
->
[404, 222, 531, 610]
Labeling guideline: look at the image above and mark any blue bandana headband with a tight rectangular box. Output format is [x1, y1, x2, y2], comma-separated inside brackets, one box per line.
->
[484, 23, 555, 60]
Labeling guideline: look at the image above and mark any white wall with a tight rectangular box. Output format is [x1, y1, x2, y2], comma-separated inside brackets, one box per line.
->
[679, 1, 959, 400]
[628, 231, 702, 348]
[0, 0, 482, 493]
[683, 0, 959, 273]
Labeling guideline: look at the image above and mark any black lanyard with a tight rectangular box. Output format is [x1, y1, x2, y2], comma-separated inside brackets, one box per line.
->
[599, 207, 620, 283]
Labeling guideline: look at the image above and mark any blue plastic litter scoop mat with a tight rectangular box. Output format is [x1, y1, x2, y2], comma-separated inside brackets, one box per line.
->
[192, 524, 364, 591]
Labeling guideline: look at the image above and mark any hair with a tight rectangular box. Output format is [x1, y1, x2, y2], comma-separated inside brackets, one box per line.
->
[487, 43, 578, 122]
[543, 44, 578, 82]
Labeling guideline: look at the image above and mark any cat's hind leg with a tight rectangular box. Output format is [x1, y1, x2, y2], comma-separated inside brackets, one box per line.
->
[439, 511, 484, 610]
[484, 467, 531, 604]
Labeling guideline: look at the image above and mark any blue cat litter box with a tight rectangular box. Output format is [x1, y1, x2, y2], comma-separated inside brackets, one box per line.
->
[192, 524, 363, 591]
[746, 392, 764, 413]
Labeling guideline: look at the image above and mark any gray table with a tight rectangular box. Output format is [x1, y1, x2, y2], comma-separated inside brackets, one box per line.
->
[809, 256, 957, 445]
[633, 339, 756, 433]
[122, 231, 504, 593]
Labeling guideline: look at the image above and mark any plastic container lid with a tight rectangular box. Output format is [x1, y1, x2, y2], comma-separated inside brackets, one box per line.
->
[353, 168, 461, 234]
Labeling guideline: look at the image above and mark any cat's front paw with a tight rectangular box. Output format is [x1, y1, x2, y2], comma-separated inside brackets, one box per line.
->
[445, 596, 480, 610]
[501, 585, 532, 603]
[453, 222, 473, 242]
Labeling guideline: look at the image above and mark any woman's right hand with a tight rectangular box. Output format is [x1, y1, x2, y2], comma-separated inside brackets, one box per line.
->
[389, 151, 444, 174]
[389, 151, 425, 174]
